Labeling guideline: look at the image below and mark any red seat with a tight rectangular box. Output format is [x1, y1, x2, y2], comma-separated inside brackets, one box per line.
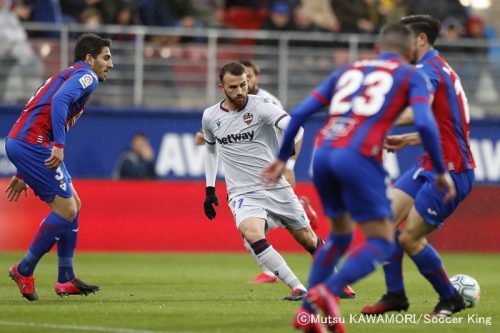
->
[224, 7, 266, 30]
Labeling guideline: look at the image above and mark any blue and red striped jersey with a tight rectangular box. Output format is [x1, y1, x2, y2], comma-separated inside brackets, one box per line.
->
[299, 53, 431, 161]
[8, 61, 98, 147]
[417, 50, 475, 172]
[278, 53, 446, 172]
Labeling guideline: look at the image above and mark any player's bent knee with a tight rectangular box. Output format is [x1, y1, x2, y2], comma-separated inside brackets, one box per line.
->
[398, 232, 423, 255]
[74, 197, 82, 211]
[51, 197, 79, 221]
[57, 207, 78, 221]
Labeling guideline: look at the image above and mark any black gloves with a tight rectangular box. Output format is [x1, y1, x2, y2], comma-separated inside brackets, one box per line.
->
[204, 186, 219, 220]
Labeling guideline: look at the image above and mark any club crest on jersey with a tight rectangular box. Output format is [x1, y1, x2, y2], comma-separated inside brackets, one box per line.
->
[243, 113, 254, 125]
[79, 74, 93, 89]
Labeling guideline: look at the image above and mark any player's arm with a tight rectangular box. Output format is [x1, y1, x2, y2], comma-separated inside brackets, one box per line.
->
[409, 71, 456, 203]
[384, 132, 421, 153]
[396, 63, 438, 127]
[263, 76, 335, 185]
[47, 71, 97, 169]
[276, 71, 336, 164]
[274, 115, 304, 187]
[202, 114, 219, 220]
[284, 136, 303, 188]
[386, 67, 439, 152]
[394, 92, 435, 126]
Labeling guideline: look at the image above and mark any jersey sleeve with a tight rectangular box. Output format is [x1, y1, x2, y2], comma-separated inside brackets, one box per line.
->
[202, 109, 215, 145]
[408, 69, 431, 106]
[259, 98, 289, 127]
[270, 96, 284, 110]
[310, 68, 343, 106]
[276, 71, 340, 161]
[51, 70, 98, 147]
[408, 70, 446, 174]
[417, 63, 439, 95]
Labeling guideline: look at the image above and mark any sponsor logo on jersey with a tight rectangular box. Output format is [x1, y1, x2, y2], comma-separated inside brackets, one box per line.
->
[79, 74, 93, 89]
[216, 130, 254, 145]
[243, 113, 254, 125]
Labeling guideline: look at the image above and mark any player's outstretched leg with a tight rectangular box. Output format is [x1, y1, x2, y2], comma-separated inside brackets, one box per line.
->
[361, 229, 409, 315]
[9, 212, 69, 301]
[250, 239, 307, 301]
[409, 243, 465, 316]
[243, 238, 278, 284]
[324, 238, 392, 298]
[304, 231, 356, 304]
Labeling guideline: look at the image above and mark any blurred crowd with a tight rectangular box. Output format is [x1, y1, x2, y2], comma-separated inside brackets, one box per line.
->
[1, 0, 497, 107]
[2, 0, 491, 41]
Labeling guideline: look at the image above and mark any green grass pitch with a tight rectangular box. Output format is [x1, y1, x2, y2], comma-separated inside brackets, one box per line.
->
[0, 252, 498, 333]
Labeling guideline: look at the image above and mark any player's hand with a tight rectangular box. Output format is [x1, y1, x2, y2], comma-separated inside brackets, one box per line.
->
[435, 172, 456, 203]
[283, 169, 296, 188]
[195, 131, 205, 146]
[384, 135, 406, 153]
[262, 160, 286, 186]
[204, 186, 218, 220]
[45, 146, 64, 169]
[5, 176, 28, 202]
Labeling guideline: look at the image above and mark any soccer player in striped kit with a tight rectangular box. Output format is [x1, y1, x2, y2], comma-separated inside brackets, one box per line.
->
[361, 15, 475, 318]
[5, 34, 113, 301]
[263, 23, 454, 332]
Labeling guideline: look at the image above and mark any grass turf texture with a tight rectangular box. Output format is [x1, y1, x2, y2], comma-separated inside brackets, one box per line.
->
[0, 252, 498, 333]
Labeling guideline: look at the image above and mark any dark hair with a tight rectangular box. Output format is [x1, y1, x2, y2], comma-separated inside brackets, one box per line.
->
[74, 33, 112, 62]
[400, 15, 441, 45]
[239, 60, 259, 75]
[219, 62, 246, 83]
[132, 132, 147, 139]
[378, 23, 414, 54]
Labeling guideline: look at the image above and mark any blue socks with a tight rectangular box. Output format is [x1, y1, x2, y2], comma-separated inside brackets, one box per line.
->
[410, 244, 455, 299]
[302, 232, 352, 313]
[325, 238, 392, 297]
[383, 229, 405, 293]
[18, 212, 70, 277]
[57, 214, 79, 283]
[307, 233, 352, 288]
[17, 211, 79, 283]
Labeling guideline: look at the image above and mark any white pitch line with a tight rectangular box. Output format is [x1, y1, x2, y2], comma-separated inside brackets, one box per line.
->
[0, 320, 196, 333]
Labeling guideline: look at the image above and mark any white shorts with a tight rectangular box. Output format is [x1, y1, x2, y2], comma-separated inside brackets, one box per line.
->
[228, 188, 309, 230]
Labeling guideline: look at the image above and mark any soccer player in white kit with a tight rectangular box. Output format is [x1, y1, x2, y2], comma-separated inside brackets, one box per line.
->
[202, 62, 320, 301]
[239, 59, 321, 283]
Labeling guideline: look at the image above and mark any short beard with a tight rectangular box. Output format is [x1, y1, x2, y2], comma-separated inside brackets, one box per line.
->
[226, 94, 247, 109]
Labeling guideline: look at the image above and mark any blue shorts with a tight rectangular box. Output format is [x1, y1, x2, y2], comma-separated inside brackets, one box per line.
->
[395, 164, 475, 227]
[5, 138, 73, 202]
[312, 147, 392, 222]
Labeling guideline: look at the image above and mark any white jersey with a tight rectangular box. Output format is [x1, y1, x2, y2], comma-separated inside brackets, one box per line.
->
[255, 88, 287, 143]
[255, 88, 284, 110]
[202, 95, 291, 199]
